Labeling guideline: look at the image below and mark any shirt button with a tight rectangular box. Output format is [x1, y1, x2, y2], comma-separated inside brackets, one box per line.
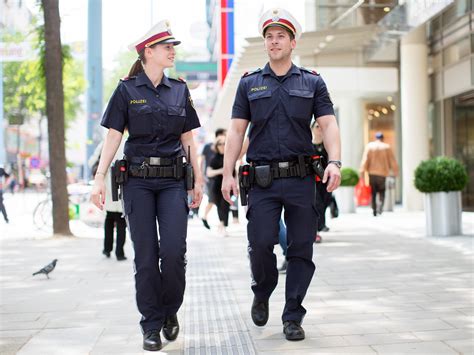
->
[156, 94, 159, 97]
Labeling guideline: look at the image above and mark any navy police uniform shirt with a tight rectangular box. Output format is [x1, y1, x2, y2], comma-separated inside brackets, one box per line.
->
[101, 71, 200, 158]
[232, 63, 334, 162]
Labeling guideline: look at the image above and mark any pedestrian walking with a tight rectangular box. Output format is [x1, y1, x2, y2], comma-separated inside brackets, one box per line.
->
[221, 8, 341, 341]
[312, 121, 333, 243]
[199, 128, 227, 229]
[0, 165, 10, 223]
[206, 136, 230, 236]
[359, 132, 398, 216]
[90, 20, 203, 351]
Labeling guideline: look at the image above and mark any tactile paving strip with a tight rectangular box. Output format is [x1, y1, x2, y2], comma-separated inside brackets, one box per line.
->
[183, 243, 256, 355]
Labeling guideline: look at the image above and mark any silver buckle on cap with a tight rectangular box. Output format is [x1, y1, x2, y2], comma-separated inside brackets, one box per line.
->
[278, 162, 289, 168]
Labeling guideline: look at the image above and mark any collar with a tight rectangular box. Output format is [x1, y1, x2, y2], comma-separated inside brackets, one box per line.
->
[135, 71, 172, 89]
[262, 63, 301, 78]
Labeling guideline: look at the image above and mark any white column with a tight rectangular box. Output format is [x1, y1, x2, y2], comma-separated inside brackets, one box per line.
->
[400, 25, 430, 211]
[336, 97, 364, 170]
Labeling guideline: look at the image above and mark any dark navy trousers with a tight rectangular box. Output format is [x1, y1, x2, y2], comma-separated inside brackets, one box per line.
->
[122, 177, 189, 333]
[247, 176, 317, 323]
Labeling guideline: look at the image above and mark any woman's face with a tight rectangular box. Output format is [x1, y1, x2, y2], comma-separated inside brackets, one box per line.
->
[146, 43, 176, 69]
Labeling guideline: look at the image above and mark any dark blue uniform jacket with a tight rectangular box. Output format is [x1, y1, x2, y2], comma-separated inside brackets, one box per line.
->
[232, 63, 334, 162]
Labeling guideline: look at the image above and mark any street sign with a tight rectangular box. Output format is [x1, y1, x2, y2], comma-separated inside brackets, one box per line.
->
[175, 61, 217, 82]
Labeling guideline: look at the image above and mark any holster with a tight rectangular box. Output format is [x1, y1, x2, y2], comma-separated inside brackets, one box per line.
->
[254, 165, 273, 188]
[238, 165, 253, 206]
[312, 157, 325, 180]
[111, 159, 128, 201]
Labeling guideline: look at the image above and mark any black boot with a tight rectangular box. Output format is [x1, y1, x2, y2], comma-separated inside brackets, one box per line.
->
[251, 297, 269, 326]
[283, 320, 305, 341]
[143, 329, 162, 351]
[162, 314, 179, 341]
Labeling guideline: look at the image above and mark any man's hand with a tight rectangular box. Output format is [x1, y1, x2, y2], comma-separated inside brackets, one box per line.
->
[188, 183, 203, 209]
[222, 175, 238, 204]
[323, 164, 341, 192]
[90, 176, 106, 210]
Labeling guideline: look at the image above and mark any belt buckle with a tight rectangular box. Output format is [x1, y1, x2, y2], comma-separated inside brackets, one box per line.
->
[149, 157, 160, 166]
[278, 162, 289, 168]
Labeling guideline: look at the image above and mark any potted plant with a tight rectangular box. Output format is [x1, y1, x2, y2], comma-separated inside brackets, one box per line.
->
[336, 167, 359, 213]
[414, 156, 468, 236]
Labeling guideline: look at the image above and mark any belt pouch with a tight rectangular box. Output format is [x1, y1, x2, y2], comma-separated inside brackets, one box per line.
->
[254, 165, 272, 188]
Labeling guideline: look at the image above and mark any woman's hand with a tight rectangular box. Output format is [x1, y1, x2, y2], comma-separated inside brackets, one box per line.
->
[188, 182, 203, 209]
[90, 175, 106, 210]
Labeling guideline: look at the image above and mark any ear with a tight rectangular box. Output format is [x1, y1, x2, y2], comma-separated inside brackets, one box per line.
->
[144, 46, 153, 58]
[291, 39, 296, 50]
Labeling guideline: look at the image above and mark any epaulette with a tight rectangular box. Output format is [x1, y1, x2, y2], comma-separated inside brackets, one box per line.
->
[170, 77, 187, 84]
[120, 76, 136, 82]
[242, 68, 262, 78]
[300, 67, 319, 75]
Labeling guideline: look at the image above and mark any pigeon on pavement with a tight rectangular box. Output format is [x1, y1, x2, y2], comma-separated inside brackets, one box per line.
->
[32, 259, 58, 279]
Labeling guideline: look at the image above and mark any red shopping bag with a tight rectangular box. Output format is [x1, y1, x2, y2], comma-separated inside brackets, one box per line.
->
[355, 177, 372, 206]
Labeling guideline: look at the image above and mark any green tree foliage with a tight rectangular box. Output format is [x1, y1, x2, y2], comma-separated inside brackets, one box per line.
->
[3, 29, 84, 127]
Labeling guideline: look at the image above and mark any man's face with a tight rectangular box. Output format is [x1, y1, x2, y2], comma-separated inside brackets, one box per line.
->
[264, 27, 296, 62]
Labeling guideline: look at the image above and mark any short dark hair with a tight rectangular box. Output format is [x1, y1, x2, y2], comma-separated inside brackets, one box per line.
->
[263, 26, 295, 40]
[215, 128, 227, 137]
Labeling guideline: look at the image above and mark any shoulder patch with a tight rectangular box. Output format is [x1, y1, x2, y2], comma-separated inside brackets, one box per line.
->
[242, 68, 262, 78]
[300, 67, 319, 76]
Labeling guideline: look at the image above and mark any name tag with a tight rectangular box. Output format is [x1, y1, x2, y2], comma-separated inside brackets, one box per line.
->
[250, 86, 268, 92]
[130, 99, 147, 104]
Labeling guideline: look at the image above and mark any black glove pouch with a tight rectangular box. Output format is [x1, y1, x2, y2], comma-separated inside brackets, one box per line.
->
[254, 165, 273, 188]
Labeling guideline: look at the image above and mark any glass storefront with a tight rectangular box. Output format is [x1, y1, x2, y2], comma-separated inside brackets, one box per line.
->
[428, 0, 473, 210]
[454, 91, 474, 211]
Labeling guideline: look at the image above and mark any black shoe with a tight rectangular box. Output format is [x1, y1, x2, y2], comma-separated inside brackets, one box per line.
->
[202, 219, 211, 230]
[251, 297, 269, 326]
[162, 314, 179, 341]
[116, 255, 127, 261]
[143, 329, 162, 351]
[283, 320, 305, 341]
[373, 210, 377, 217]
[102, 250, 110, 258]
[278, 260, 287, 274]
[321, 226, 330, 232]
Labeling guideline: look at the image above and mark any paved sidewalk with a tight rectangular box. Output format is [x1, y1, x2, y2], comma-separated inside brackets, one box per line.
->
[0, 192, 473, 354]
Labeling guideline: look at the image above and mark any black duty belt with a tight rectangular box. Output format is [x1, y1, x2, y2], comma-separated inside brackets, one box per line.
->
[128, 156, 175, 166]
[128, 165, 178, 178]
[250, 161, 312, 179]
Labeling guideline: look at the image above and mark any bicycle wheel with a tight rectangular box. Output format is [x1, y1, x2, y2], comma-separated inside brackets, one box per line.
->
[33, 199, 53, 231]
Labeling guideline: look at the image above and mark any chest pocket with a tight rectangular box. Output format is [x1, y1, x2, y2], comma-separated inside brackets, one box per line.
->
[128, 105, 153, 137]
[167, 105, 186, 135]
[248, 90, 272, 123]
[289, 89, 314, 120]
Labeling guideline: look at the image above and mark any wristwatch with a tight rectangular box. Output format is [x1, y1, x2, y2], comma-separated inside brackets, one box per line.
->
[328, 160, 342, 169]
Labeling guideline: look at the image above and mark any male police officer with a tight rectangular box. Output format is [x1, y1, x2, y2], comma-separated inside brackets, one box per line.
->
[222, 8, 341, 341]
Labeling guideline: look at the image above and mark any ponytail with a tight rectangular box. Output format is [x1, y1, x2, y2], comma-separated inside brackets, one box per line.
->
[128, 59, 143, 77]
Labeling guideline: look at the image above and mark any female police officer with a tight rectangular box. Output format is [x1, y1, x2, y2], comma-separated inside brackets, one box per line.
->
[91, 20, 203, 351]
